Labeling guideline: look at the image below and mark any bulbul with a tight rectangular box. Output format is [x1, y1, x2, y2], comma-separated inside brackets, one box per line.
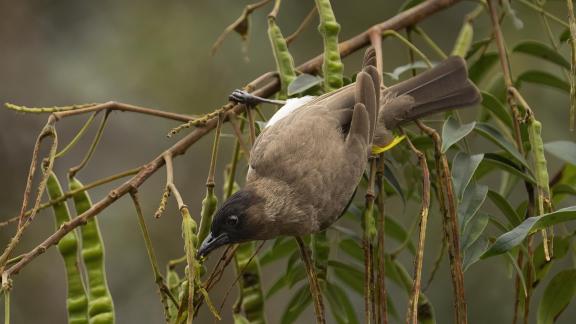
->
[198, 48, 480, 257]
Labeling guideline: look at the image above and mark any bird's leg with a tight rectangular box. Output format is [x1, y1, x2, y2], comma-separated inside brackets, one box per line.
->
[229, 89, 286, 107]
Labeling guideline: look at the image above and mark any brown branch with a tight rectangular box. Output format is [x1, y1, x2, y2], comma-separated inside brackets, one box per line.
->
[403, 133, 431, 324]
[211, 0, 273, 55]
[50, 101, 193, 122]
[4, 0, 463, 279]
[416, 120, 467, 324]
[0, 117, 58, 270]
[296, 237, 326, 324]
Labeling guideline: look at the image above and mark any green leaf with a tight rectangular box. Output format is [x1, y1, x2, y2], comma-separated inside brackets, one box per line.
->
[441, 116, 475, 153]
[463, 238, 487, 271]
[477, 153, 536, 184]
[505, 251, 527, 297]
[329, 260, 364, 295]
[537, 270, 576, 324]
[386, 217, 416, 255]
[384, 166, 405, 202]
[384, 61, 430, 80]
[233, 314, 251, 324]
[513, 41, 570, 69]
[481, 91, 513, 128]
[475, 123, 529, 169]
[260, 238, 297, 266]
[325, 282, 359, 324]
[487, 189, 522, 227]
[462, 212, 489, 251]
[458, 182, 488, 232]
[466, 38, 491, 59]
[517, 70, 570, 92]
[560, 28, 571, 43]
[533, 236, 571, 286]
[287, 264, 306, 288]
[287, 74, 323, 96]
[338, 238, 363, 262]
[482, 206, 576, 258]
[281, 285, 312, 324]
[553, 184, 576, 197]
[469, 52, 499, 84]
[544, 141, 576, 165]
[452, 152, 484, 200]
[266, 273, 289, 299]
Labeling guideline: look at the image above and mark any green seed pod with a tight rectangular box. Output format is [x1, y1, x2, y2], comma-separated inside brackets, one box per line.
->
[70, 178, 115, 324]
[267, 16, 297, 99]
[315, 0, 344, 92]
[198, 190, 218, 244]
[451, 22, 473, 57]
[529, 120, 551, 199]
[46, 172, 89, 324]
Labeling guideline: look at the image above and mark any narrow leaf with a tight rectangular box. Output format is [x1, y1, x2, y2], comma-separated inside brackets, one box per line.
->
[441, 116, 476, 153]
[281, 285, 312, 324]
[481, 91, 513, 128]
[487, 190, 522, 227]
[513, 41, 570, 69]
[452, 152, 484, 200]
[458, 182, 488, 232]
[475, 123, 529, 169]
[462, 212, 489, 250]
[287, 74, 323, 96]
[517, 70, 570, 92]
[469, 53, 499, 83]
[482, 206, 576, 258]
[477, 153, 536, 184]
[544, 141, 576, 165]
[463, 238, 487, 271]
[537, 270, 576, 324]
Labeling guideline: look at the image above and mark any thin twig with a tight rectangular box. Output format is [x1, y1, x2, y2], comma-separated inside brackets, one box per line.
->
[130, 190, 177, 321]
[286, 6, 317, 45]
[217, 241, 265, 312]
[55, 111, 99, 158]
[295, 237, 326, 324]
[0, 118, 58, 270]
[211, 0, 273, 55]
[68, 110, 110, 179]
[403, 134, 431, 324]
[375, 156, 388, 324]
[416, 120, 467, 324]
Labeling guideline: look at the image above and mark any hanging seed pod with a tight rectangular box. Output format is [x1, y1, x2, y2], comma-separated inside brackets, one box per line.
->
[315, 0, 343, 92]
[69, 178, 115, 324]
[267, 16, 297, 99]
[46, 172, 89, 324]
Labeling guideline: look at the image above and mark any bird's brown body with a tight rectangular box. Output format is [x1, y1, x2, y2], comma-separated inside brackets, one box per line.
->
[198, 49, 481, 257]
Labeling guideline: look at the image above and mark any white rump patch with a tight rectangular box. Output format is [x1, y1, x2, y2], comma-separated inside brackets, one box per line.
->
[265, 96, 316, 128]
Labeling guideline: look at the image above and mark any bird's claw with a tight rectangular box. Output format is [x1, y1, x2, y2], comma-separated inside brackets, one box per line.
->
[229, 89, 259, 107]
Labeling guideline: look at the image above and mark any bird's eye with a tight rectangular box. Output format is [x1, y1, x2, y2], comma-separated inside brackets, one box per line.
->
[227, 215, 239, 226]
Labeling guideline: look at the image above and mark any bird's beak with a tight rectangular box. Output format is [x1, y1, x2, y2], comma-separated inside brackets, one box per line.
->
[197, 232, 230, 258]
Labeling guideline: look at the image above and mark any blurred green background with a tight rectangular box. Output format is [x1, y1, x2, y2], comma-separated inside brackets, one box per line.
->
[0, 0, 574, 323]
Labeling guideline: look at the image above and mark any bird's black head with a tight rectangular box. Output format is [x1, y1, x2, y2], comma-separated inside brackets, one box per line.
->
[197, 189, 264, 258]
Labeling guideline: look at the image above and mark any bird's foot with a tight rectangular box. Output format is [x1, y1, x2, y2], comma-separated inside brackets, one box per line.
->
[229, 89, 286, 107]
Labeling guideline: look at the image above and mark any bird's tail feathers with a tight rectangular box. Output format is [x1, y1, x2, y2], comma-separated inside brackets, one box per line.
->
[380, 56, 481, 129]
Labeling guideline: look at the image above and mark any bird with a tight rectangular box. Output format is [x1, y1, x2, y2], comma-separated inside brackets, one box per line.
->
[197, 48, 481, 257]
